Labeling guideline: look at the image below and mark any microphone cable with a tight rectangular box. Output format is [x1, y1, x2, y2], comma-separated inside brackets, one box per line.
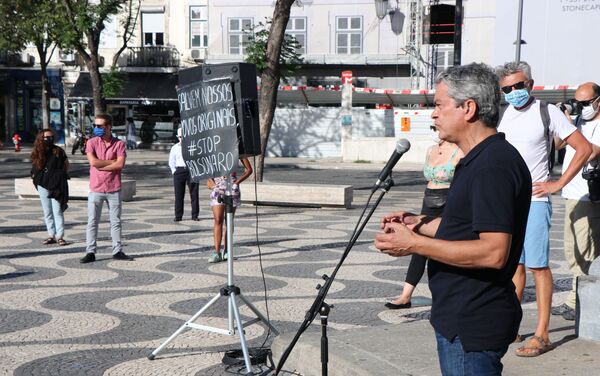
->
[244, 97, 273, 359]
[251, 153, 274, 351]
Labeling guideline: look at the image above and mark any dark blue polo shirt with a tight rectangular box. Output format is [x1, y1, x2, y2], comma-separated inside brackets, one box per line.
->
[428, 132, 532, 352]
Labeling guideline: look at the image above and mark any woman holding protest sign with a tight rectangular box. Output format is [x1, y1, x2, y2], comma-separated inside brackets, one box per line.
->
[206, 158, 252, 263]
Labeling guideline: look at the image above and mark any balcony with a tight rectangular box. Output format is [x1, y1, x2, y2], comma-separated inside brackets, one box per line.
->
[124, 47, 180, 69]
[0, 50, 34, 67]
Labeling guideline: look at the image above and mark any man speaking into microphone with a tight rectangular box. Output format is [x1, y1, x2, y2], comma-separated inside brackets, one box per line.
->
[374, 63, 531, 376]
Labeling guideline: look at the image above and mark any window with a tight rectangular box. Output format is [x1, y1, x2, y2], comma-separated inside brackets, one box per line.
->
[228, 18, 253, 55]
[286, 17, 307, 54]
[190, 6, 208, 48]
[434, 44, 454, 73]
[142, 12, 165, 46]
[336, 16, 362, 54]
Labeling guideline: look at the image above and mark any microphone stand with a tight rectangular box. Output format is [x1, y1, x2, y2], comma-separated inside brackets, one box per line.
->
[274, 178, 395, 376]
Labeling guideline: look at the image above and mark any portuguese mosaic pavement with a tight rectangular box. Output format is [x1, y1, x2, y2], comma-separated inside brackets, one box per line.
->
[0, 151, 576, 375]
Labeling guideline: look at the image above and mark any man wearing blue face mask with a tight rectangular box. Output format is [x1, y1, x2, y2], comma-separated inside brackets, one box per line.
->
[80, 114, 133, 264]
[496, 61, 592, 357]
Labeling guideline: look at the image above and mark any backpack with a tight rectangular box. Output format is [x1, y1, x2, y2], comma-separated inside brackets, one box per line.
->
[499, 99, 553, 167]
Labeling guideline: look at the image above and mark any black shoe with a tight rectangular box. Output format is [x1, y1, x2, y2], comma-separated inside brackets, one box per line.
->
[80, 253, 96, 263]
[384, 301, 412, 309]
[113, 251, 134, 261]
[551, 303, 572, 316]
[174, 217, 182, 222]
[191, 217, 199, 221]
[562, 307, 576, 321]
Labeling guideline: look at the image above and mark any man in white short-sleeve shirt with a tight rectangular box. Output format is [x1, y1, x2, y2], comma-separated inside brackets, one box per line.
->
[553, 82, 600, 321]
[497, 61, 591, 357]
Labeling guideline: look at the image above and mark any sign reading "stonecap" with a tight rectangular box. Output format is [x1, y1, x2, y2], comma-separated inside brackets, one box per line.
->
[176, 78, 239, 181]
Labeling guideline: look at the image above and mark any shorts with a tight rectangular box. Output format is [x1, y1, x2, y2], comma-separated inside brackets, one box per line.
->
[519, 201, 552, 268]
[209, 176, 241, 207]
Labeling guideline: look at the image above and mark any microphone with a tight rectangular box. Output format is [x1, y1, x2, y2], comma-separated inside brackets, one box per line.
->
[373, 139, 411, 191]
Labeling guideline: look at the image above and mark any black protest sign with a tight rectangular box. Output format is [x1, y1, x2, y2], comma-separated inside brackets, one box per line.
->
[177, 78, 239, 181]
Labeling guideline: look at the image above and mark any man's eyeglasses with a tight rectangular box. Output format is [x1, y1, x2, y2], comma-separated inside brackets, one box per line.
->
[501, 81, 529, 94]
[576, 96, 599, 107]
[93, 123, 107, 127]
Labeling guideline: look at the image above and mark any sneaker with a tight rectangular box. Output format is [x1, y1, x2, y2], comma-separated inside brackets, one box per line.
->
[80, 253, 96, 263]
[174, 217, 182, 222]
[191, 217, 199, 221]
[551, 303, 572, 316]
[113, 251, 134, 261]
[562, 307, 576, 321]
[208, 252, 222, 263]
[223, 251, 228, 261]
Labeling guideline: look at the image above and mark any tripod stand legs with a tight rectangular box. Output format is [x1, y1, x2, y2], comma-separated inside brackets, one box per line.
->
[149, 180, 275, 374]
[147, 292, 223, 360]
[238, 294, 279, 335]
[229, 290, 253, 373]
[148, 288, 275, 374]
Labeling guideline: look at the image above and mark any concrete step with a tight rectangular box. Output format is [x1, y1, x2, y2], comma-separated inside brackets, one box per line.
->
[270, 309, 600, 376]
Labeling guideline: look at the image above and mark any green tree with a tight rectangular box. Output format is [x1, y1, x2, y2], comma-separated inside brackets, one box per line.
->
[0, 0, 139, 128]
[60, 0, 139, 115]
[0, 0, 70, 129]
[245, 19, 303, 79]
[244, 0, 299, 181]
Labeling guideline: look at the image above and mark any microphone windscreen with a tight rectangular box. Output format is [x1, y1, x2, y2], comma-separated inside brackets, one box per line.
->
[396, 139, 411, 154]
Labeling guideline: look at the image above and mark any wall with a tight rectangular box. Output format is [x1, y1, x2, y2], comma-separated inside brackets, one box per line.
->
[268, 106, 435, 164]
[207, 0, 410, 63]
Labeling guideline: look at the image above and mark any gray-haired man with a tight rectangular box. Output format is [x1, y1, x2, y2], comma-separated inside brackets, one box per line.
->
[496, 61, 591, 356]
[375, 63, 531, 375]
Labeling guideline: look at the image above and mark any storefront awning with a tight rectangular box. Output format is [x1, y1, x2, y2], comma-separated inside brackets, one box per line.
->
[68, 72, 178, 102]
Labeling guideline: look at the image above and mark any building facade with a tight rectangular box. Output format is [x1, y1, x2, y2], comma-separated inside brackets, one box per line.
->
[6, 0, 594, 155]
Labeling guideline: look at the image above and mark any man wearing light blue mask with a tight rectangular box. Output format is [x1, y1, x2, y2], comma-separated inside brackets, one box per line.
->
[496, 61, 592, 357]
[80, 114, 134, 264]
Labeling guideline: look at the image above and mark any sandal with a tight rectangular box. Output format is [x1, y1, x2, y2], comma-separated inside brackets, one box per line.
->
[42, 237, 56, 245]
[514, 334, 524, 343]
[57, 239, 67, 246]
[515, 335, 554, 357]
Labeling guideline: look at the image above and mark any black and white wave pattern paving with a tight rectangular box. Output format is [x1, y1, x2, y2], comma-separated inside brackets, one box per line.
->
[0, 164, 572, 375]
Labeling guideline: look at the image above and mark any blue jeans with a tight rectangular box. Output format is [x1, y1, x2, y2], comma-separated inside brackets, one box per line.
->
[37, 186, 64, 239]
[86, 191, 122, 255]
[435, 332, 507, 376]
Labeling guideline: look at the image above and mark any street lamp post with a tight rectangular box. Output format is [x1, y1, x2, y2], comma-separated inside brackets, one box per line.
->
[375, 0, 389, 20]
[515, 0, 524, 62]
[374, 0, 405, 35]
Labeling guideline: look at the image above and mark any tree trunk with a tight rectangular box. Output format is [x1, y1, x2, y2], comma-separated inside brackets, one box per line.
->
[256, 0, 295, 181]
[85, 32, 106, 115]
[87, 58, 106, 115]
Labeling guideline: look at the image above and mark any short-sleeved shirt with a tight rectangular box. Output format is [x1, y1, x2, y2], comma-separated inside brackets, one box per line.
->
[498, 99, 576, 201]
[562, 118, 600, 201]
[86, 136, 126, 193]
[429, 133, 532, 352]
